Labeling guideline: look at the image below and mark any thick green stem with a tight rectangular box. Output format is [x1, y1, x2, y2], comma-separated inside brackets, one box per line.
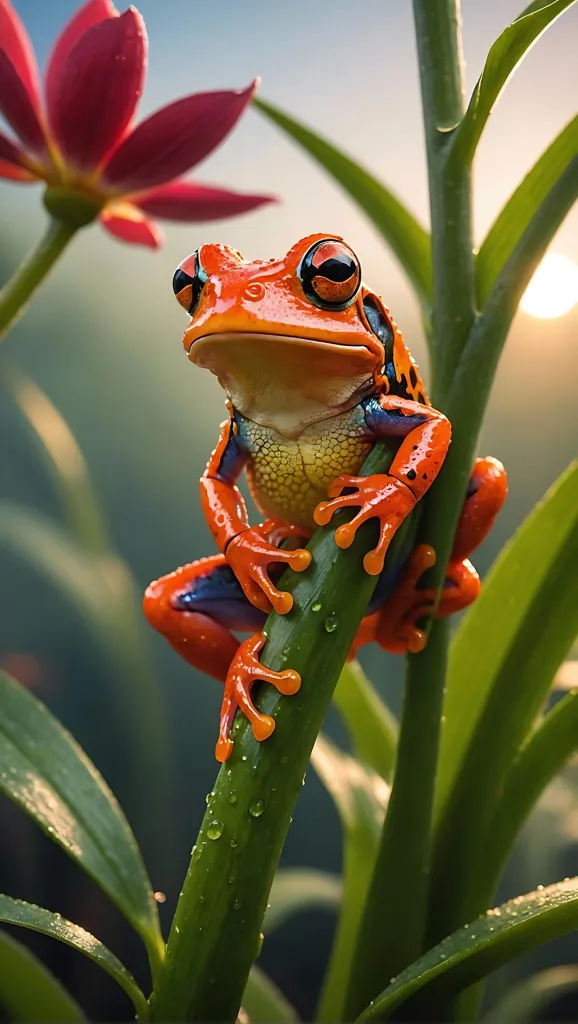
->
[344, 3, 475, 1015]
[0, 219, 77, 342]
[412, 0, 475, 398]
[150, 445, 415, 1023]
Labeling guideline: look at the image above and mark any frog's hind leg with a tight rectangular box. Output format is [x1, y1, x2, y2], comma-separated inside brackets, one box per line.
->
[144, 551, 302, 762]
[368, 456, 507, 655]
[143, 554, 258, 680]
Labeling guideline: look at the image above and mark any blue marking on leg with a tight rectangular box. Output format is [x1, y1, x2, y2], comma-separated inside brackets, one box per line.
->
[175, 562, 266, 632]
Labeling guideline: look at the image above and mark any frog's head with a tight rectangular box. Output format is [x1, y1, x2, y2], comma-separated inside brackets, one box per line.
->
[172, 234, 399, 424]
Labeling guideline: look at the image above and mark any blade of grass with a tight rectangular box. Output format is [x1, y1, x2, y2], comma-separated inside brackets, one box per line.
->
[430, 464, 578, 942]
[243, 966, 297, 1024]
[449, 0, 577, 167]
[476, 115, 578, 306]
[253, 98, 432, 316]
[312, 735, 390, 1022]
[333, 660, 398, 780]
[358, 877, 578, 1021]
[0, 929, 86, 1022]
[0, 671, 164, 977]
[0, 896, 148, 1020]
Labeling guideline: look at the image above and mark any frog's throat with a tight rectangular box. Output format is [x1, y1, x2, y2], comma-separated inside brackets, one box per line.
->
[190, 332, 378, 434]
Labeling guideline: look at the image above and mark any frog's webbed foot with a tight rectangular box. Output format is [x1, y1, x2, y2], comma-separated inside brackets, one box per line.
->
[216, 633, 301, 762]
[313, 473, 416, 576]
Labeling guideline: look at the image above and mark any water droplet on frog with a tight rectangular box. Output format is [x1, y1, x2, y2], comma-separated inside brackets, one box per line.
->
[311, 601, 322, 613]
[232, 898, 242, 911]
[249, 798, 265, 818]
[207, 819, 223, 840]
[324, 613, 338, 633]
[228, 790, 238, 804]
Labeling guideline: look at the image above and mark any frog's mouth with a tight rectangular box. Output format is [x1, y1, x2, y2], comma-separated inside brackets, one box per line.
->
[190, 331, 377, 430]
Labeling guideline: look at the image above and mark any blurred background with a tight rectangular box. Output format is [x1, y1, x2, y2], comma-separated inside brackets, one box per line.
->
[0, 0, 577, 1018]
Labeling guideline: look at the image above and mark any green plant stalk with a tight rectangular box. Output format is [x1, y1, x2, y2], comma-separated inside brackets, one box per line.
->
[344, 2, 476, 1013]
[150, 444, 414, 1023]
[412, 0, 475, 396]
[0, 219, 77, 342]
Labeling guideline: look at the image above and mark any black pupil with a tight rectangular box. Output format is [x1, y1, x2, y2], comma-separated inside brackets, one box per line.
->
[172, 267, 194, 295]
[172, 252, 207, 314]
[316, 253, 356, 282]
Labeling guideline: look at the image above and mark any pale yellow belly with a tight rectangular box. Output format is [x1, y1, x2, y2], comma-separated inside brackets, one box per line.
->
[238, 408, 373, 530]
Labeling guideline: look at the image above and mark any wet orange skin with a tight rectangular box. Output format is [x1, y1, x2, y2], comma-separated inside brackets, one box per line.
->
[144, 235, 507, 760]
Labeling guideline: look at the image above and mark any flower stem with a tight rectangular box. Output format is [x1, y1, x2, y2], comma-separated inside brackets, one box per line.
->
[0, 218, 77, 342]
[149, 444, 415, 1024]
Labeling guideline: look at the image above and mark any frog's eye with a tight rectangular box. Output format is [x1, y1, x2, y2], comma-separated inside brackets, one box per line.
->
[299, 239, 361, 310]
[172, 250, 207, 315]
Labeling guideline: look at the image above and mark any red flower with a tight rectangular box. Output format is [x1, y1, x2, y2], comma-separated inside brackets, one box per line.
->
[0, 0, 273, 247]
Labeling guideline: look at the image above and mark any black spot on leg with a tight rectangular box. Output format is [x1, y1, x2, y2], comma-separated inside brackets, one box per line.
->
[409, 366, 418, 389]
[407, 469, 417, 481]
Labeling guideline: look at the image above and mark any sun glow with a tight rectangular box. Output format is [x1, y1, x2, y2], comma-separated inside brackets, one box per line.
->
[520, 253, 578, 319]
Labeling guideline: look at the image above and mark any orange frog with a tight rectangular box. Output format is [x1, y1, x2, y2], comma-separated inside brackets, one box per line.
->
[144, 235, 507, 761]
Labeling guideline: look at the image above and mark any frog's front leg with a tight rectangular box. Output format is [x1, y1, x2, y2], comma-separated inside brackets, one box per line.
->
[202, 416, 312, 614]
[314, 393, 451, 574]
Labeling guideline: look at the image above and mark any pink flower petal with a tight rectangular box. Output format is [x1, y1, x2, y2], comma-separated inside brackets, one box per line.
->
[100, 206, 164, 248]
[47, 8, 147, 173]
[134, 179, 275, 222]
[0, 158, 36, 180]
[0, 0, 41, 106]
[0, 49, 46, 154]
[46, 0, 119, 116]
[101, 82, 257, 193]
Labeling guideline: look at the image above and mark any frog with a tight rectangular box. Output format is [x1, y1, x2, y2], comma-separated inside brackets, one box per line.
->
[144, 234, 507, 762]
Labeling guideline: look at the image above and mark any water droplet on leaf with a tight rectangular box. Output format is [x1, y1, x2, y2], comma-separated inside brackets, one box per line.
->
[324, 613, 338, 633]
[249, 798, 265, 818]
[207, 819, 224, 840]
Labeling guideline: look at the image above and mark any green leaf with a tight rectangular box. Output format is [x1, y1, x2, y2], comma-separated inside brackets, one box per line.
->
[243, 966, 297, 1024]
[0, 500, 174, 896]
[312, 734, 390, 1022]
[480, 688, 578, 901]
[358, 877, 578, 1021]
[450, 0, 577, 165]
[0, 895, 148, 1019]
[476, 115, 578, 306]
[265, 869, 342, 932]
[6, 369, 110, 556]
[0, 929, 86, 1021]
[253, 98, 432, 312]
[0, 671, 163, 972]
[333, 660, 398, 780]
[483, 965, 578, 1022]
[430, 463, 578, 937]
